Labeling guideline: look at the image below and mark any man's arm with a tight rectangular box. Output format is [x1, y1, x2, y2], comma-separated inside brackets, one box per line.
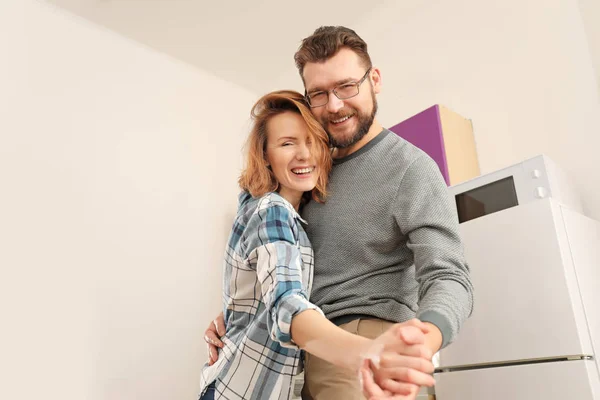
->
[394, 155, 474, 349]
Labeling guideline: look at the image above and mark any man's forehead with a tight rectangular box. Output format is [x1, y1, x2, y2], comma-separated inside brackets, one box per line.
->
[303, 63, 364, 91]
[302, 49, 366, 90]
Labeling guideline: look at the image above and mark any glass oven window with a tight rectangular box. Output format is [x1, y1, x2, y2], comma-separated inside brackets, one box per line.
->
[455, 176, 518, 223]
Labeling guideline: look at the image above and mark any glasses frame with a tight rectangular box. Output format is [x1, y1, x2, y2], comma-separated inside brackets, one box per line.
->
[305, 68, 372, 108]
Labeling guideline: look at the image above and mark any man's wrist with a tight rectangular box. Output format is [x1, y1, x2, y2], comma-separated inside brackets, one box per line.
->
[423, 322, 443, 355]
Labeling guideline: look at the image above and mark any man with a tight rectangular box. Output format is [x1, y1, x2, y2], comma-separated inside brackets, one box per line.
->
[205, 26, 473, 399]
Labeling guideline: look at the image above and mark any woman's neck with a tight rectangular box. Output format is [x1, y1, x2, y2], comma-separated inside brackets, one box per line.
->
[277, 188, 302, 211]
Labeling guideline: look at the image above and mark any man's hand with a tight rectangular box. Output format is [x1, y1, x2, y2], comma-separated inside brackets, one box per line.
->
[204, 312, 225, 365]
[361, 319, 435, 399]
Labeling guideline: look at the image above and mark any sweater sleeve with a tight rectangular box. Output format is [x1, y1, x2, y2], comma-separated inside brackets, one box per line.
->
[393, 155, 474, 348]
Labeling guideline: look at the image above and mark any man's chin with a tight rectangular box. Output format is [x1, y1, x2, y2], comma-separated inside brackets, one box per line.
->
[330, 135, 357, 149]
[327, 126, 353, 144]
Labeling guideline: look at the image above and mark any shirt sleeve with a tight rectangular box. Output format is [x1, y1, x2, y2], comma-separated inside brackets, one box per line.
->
[393, 155, 475, 348]
[244, 203, 323, 349]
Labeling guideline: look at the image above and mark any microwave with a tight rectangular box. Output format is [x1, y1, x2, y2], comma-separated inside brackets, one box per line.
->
[449, 155, 582, 224]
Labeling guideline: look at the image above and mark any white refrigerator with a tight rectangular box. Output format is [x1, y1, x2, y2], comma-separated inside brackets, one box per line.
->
[434, 198, 600, 399]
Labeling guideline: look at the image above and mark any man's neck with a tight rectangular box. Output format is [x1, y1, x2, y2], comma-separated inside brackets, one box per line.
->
[333, 120, 383, 159]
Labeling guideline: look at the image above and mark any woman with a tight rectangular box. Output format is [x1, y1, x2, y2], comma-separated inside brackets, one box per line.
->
[199, 90, 434, 400]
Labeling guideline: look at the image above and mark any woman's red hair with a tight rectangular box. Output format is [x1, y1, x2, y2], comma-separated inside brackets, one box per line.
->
[238, 90, 331, 202]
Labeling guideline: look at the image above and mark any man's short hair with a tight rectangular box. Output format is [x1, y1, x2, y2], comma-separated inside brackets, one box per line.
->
[294, 26, 372, 80]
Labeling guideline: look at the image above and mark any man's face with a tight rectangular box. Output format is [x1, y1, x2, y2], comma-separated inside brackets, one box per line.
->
[303, 48, 381, 149]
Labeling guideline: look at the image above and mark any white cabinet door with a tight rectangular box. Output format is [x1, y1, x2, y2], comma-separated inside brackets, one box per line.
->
[561, 206, 600, 376]
[440, 199, 592, 368]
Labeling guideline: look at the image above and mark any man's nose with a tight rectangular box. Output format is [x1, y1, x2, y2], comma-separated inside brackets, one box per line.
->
[325, 92, 344, 114]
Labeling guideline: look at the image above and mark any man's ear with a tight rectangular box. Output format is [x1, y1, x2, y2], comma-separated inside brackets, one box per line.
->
[370, 67, 382, 95]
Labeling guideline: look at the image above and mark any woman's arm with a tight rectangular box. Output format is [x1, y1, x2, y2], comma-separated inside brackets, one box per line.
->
[291, 309, 369, 372]
[291, 311, 435, 382]
[292, 311, 436, 399]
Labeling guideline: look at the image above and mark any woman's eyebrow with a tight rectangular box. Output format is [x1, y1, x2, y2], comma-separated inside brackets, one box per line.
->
[276, 136, 297, 142]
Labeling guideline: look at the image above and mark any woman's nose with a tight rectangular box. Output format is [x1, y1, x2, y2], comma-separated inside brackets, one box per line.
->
[296, 143, 310, 160]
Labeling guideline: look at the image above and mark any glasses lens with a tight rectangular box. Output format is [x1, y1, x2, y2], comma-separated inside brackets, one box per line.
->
[335, 84, 359, 100]
[308, 93, 328, 107]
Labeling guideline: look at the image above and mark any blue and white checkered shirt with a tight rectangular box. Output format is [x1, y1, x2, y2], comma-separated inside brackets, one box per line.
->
[199, 192, 323, 400]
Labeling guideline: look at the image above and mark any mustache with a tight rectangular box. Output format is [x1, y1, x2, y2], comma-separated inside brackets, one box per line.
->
[326, 109, 356, 121]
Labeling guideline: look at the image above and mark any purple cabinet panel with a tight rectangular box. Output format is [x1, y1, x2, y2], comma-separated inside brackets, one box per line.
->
[389, 105, 450, 185]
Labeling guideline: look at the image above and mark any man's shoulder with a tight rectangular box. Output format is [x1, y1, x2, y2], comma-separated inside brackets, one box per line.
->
[377, 129, 430, 169]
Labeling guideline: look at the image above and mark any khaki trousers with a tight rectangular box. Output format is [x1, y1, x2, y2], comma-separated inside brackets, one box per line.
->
[301, 318, 394, 400]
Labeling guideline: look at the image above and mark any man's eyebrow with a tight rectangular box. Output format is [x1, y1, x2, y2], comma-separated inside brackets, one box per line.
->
[307, 77, 357, 93]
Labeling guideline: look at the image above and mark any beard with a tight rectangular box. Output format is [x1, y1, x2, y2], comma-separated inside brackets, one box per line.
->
[321, 89, 378, 149]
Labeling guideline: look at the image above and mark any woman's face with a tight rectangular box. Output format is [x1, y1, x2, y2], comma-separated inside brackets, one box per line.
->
[265, 111, 319, 205]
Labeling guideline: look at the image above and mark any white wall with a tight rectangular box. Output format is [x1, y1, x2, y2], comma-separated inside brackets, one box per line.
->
[274, 0, 600, 220]
[0, 1, 256, 399]
[578, 0, 600, 95]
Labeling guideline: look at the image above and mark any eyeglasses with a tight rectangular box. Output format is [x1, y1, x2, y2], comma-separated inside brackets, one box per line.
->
[305, 68, 372, 108]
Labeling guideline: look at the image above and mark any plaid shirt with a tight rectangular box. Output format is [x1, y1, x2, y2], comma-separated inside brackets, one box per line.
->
[200, 192, 322, 400]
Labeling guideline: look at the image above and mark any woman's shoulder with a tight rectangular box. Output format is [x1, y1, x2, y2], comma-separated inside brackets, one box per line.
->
[237, 192, 302, 251]
[256, 192, 295, 212]
[237, 191, 302, 226]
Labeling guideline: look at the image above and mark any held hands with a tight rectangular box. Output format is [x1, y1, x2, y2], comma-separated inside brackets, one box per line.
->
[204, 314, 435, 399]
[359, 319, 435, 400]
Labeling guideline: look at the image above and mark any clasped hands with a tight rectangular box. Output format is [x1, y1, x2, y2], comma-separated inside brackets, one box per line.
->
[204, 316, 435, 400]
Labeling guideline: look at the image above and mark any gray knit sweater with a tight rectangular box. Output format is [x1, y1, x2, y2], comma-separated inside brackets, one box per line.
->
[302, 129, 474, 348]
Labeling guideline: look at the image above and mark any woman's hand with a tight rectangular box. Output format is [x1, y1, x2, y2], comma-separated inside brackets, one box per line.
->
[361, 359, 420, 400]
